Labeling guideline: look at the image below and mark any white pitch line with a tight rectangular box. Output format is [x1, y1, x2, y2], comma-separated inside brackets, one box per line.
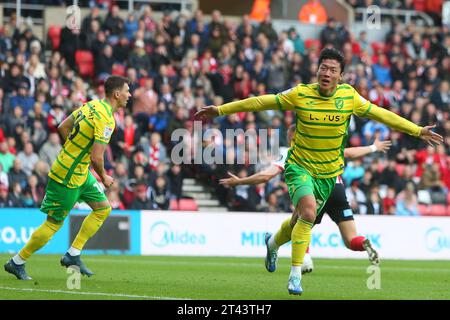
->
[9, 255, 450, 273]
[81, 258, 450, 273]
[0, 286, 190, 300]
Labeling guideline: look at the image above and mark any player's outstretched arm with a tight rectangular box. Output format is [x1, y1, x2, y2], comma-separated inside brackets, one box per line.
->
[91, 142, 114, 188]
[344, 138, 392, 159]
[356, 102, 443, 146]
[419, 125, 444, 147]
[194, 105, 220, 120]
[194, 95, 280, 120]
[219, 165, 282, 187]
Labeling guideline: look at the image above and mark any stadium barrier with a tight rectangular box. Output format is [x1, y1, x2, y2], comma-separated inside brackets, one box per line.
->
[1, 209, 449, 260]
[0, 209, 141, 255]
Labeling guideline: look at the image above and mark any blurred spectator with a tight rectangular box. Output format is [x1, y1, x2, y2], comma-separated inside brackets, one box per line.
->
[25, 54, 46, 79]
[266, 51, 287, 93]
[107, 187, 126, 210]
[104, 4, 124, 38]
[147, 132, 167, 171]
[406, 32, 427, 61]
[298, 0, 328, 25]
[383, 187, 397, 214]
[124, 13, 139, 41]
[258, 14, 278, 43]
[148, 101, 171, 137]
[132, 76, 158, 134]
[9, 80, 35, 115]
[430, 80, 449, 110]
[95, 45, 114, 80]
[59, 26, 79, 70]
[27, 174, 44, 207]
[81, 6, 103, 37]
[140, 5, 157, 38]
[419, 162, 447, 200]
[152, 176, 171, 209]
[0, 142, 15, 173]
[366, 184, 384, 215]
[112, 162, 129, 191]
[22, 186, 36, 208]
[0, 163, 8, 187]
[92, 29, 108, 59]
[0, 184, 15, 208]
[128, 39, 151, 78]
[260, 189, 283, 212]
[38, 133, 61, 169]
[249, 1, 270, 22]
[346, 179, 367, 215]
[358, 31, 372, 56]
[113, 36, 131, 65]
[320, 18, 340, 48]
[29, 100, 49, 127]
[168, 164, 183, 201]
[363, 122, 390, 145]
[9, 182, 23, 207]
[33, 160, 49, 186]
[16, 142, 39, 176]
[342, 159, 365, 186]
[229, 168, 261, 211]
[47, 104, 65, 134]
[359, 170, 374, 195]
[115, 114, 139, 158]
[8, 159, 27, 189]
[395, 182, 419, 216]
[372, 55, 392, 86]
[130, 183, 157, 210]
[380, 159, 402, 192]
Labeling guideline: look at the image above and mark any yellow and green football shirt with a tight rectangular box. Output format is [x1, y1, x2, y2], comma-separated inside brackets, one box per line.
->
[49, 99, 116, 188]
[218, 83, 422, 179]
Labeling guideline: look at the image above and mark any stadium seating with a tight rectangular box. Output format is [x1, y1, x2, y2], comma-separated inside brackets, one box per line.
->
[418, 204, 429, 215]
[47, 25, 62, 50]
[430, 205, 448, 216]
[112, 63, 126, 76]
[395, 163, 405, 176]
[170, 199, 198, 211]
[304, 38, 321, 52]
[419, 204, 448, 216]
[75, 50, 95, 79]
[371, 41, 385, 53]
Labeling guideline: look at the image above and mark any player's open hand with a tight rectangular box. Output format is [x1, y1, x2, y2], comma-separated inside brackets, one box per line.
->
[374, 138, 392, 153]
[419, 125, 443, 147]
[219, 172, 241, 187]
[194, 105, 220, 120]
[102, 174, 115, 189]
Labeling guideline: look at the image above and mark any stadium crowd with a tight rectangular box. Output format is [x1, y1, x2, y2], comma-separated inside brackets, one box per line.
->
[0, 1, 449, 215]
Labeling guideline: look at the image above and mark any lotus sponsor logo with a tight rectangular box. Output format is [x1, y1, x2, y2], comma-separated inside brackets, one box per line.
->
[0, 227, 35, 245]
[149, 221, 206, 248]
[425, 227, 450, 253]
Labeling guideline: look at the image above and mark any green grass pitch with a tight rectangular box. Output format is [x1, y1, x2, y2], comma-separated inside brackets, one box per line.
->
[1, 254, 449, 300]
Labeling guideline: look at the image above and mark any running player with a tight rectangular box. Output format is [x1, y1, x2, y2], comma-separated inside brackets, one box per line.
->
[4, 76, 131, 280]
[219, 125, 390, 273]
[195, 48, 442, 295]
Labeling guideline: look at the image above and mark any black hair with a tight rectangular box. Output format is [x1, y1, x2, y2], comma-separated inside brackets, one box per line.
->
[318, 48, 345, 73]
[104, 75, 129, 97]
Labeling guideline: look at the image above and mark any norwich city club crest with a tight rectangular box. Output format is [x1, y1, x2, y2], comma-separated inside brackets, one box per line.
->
[335, 98, 344, 110]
